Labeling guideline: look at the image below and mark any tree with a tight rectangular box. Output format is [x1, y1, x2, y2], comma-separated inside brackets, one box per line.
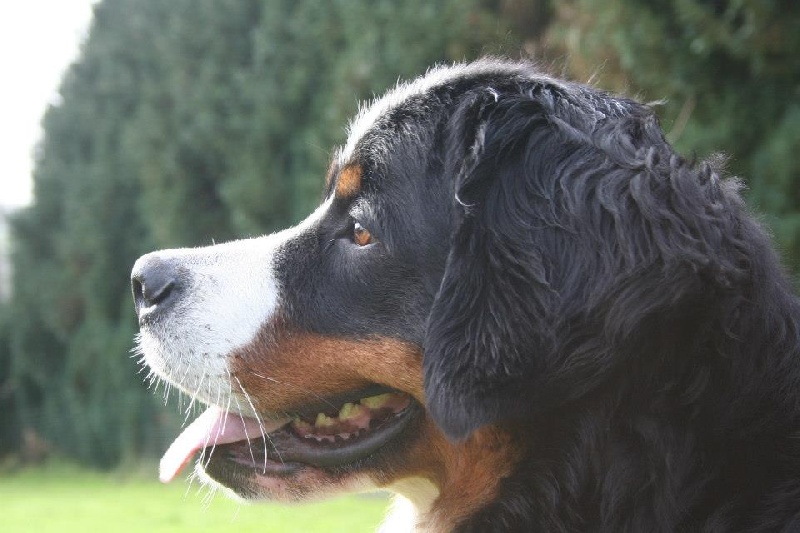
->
[7, 0, 797, 466]
[6, 0, 517, 465]
[544, 0, 800, 275]
[8, 0, 177, 465]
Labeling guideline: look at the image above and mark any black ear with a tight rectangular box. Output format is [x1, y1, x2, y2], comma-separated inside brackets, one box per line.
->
[424, 89, 563, 440]
[423, 85, 749, 441]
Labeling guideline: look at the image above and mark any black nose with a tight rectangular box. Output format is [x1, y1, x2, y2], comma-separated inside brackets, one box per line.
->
[131, 254, 182, 319]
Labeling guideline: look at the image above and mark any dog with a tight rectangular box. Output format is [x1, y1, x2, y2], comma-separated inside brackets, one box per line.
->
[131, 58, 800, 531]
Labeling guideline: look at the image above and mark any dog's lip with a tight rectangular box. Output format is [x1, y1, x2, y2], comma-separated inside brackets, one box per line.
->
[208, 400, 420, 473]
[160, 387, 418, 482]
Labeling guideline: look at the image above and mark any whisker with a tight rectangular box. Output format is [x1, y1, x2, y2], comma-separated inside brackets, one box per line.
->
[231, 392, 258, 470]
[200, 480, 218, 508]
[184, 370, 208, 426]
[162, 376, 173, 405]
[174, 359, 191, 414]
[185, 469, 198, 499]
[235, 376, 279, 472]
[221, 390, 231, 438]
[201, 379, 225, 470]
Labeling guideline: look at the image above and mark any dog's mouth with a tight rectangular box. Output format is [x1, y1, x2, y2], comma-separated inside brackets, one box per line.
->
[160, 386, 418, 483]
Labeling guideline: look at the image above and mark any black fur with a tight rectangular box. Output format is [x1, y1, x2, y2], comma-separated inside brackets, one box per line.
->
[411, 62, 800, 531]
[272, 59, 800, 530]
[133, 58, 800, 529]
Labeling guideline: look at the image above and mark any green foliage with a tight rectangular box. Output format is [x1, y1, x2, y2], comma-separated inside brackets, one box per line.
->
[0, 464, 389, 532]
[3, 0, 797, 467]
[0, 302, 17, 456]
[547, 0, 800, 272]
[4, 0, 516, 465]
[7, 0, 173, 466]
[127, 0, 518, 242]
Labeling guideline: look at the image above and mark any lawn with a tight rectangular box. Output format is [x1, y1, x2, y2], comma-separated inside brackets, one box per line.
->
[0, 464, 390, 532]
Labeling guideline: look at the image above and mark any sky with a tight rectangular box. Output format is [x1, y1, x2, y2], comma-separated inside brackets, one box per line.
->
[0, 1, 98, 209]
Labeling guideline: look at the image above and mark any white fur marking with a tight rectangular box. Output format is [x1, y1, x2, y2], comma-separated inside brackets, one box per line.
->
[340, 59, 561, 165]
[381, 478, 440, 532]
[135, 198, 334, 412]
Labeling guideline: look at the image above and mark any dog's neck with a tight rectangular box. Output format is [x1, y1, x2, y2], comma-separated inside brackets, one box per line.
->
[379, 424, 524, 532]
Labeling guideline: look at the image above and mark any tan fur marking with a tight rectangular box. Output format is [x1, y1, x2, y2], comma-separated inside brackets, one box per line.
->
[382, 418, 522, 532]
[230, 327, 423, 412]
[229, 325, 522, 532]
[335, 165, 362, 199]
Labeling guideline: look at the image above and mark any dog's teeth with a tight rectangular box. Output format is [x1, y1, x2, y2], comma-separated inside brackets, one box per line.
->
[339, 402, 355, 419]
[315, 413, 335, 427]
[360, 393, 393, 409]
[339, 402, 367, 421]
[292, 417, 313, 432]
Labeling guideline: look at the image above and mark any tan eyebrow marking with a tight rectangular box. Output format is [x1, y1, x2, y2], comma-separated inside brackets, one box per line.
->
[335, 164, 362, 199]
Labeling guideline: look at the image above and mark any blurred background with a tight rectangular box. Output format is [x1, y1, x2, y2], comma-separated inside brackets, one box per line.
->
[0, 0, 798, 531]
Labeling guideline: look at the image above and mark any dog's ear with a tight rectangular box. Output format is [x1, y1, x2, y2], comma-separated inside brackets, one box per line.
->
[424, 89, 565, 440]
[423, 85, 748, 441]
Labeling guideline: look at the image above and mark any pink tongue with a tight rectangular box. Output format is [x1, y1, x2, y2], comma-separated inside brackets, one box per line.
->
[159, 406, 288, 483]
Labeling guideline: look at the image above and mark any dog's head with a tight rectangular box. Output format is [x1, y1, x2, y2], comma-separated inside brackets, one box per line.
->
[132, 59, 750, 525]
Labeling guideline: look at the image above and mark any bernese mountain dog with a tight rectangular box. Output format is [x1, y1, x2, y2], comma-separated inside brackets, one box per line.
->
[131, 59, 800, 531]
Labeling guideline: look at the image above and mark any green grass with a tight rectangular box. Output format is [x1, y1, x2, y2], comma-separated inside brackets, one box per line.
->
[0, 464, 390, 532]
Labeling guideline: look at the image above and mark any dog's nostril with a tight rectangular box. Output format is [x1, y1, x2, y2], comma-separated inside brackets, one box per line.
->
[132, 276, 174, 308]
[150, 281, 174, 305]
[131, 255, 182, 315]
[132, 276, 146, 306]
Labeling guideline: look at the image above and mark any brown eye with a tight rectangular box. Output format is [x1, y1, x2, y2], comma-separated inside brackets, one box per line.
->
[353, 221, 373, 246]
